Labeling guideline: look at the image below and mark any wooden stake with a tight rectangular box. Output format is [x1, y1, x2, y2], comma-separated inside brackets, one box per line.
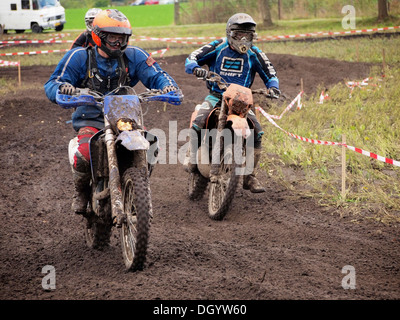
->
[341, 134, 346, 200]
[300, 78, 304, 92]
[18, 61, 21, 86]
[382, 48, 386, 73]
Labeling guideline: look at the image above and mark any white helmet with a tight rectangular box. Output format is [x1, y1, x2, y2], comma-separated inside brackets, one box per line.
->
[85, 8, 102, 32]
[226, 13, 257, 54]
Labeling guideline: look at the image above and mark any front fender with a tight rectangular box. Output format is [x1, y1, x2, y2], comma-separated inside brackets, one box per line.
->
[227, 114, 251, 138]
[116, 131, 150, 151]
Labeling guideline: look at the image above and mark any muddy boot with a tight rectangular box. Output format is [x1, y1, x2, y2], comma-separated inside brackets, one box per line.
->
[243, 148, 266, 193]
[71, 168, 91, 214]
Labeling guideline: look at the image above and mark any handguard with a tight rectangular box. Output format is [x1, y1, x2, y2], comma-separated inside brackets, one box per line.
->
[140, 90, 183, 105]
[55, 90, 100, 109]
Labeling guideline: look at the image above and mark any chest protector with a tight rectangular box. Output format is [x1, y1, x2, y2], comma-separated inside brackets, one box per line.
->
[81, 47, 131, 94]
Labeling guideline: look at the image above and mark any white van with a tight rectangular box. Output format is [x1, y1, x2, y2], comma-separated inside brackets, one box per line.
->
[0, 0, 66, 34]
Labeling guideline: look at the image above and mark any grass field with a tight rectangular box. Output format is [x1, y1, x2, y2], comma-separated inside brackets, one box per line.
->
[65, 5, 175, 29]
[1, 15, 399, 223]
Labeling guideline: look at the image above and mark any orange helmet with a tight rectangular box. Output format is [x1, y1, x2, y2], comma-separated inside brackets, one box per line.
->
[92, 9, 132, 58]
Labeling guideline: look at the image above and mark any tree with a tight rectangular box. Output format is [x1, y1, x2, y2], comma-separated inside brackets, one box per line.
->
[378, 0, 389, 21]
[257, 0, 273, 27]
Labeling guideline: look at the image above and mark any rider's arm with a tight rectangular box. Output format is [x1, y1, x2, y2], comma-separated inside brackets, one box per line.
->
[44, 48, 88, 103]
[251, 46, 279, 90]
[126, 46, 179, 90]
[184, 39, 223, 74]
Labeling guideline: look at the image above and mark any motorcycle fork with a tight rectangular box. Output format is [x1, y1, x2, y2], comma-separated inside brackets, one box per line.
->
[210, 100, 228, 180]
[104, 117, 126, 227]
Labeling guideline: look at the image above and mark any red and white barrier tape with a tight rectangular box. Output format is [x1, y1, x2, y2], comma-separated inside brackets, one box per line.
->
[256, 106, 400, 167]
[135, 25, 400, 43]
[267, 91, 303, 120]
[346, 77, 382, 97]
[0, 59, 20, 67]
[0, 48, 69, 56]
[346, 77, 372, 89]
[318, 90, 330, 104]
[133, 36, 210, 45]
[257, 105, 340, 145]
[1, 25, 398, 47]
[0, 47, 169, 57]
[257, 25, 400, 41]
[0, 39, 72, 44]
[344, 145, 400, 167]
[149, 48, 169, 57]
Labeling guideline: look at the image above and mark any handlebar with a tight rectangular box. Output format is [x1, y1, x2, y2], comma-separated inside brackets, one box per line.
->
[198, 71, 279, 99]
[251, 88, 277, 99]
[201, 71, 229, 91]
[56, 86, 183, 109]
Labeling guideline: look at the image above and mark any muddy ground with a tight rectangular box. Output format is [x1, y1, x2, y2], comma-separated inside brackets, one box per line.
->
[0, 52, 399, 305]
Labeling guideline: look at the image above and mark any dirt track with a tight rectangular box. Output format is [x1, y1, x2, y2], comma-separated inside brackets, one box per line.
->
[0, 53, 399, 301]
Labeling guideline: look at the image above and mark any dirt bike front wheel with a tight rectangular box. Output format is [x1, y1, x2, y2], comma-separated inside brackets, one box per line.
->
[120, 167, 152, 271]
[208, 144, 240, 220]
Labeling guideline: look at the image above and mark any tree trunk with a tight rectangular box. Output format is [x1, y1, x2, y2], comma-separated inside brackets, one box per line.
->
[174, 0, 180, 25]
[378, 0, 389, 20]
[278, 0, 281, 20]
[257, 0, 273, 27]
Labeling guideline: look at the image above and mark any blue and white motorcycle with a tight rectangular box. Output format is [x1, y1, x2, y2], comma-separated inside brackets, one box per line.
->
[56, 86, 182, 271]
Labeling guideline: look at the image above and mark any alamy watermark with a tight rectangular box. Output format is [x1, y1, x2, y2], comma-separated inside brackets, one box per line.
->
[341, 265, 356, 289]
[144, 121, 256, 175]
[41, 265, 56, 290]
[342, 5, 356, 30]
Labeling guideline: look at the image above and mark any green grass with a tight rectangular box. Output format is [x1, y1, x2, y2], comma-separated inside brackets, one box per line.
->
[65, 5, 174, 29]
[260, 65, 400, 224]
[258, 36, 400, 65]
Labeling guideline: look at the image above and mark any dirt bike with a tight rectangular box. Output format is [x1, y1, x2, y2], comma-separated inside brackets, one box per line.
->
[56, 86, 182, 271]
[187, 71, 275, 220]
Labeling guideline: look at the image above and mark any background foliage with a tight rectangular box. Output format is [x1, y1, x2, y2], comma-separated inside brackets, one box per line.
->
[59, 0, 400, 25]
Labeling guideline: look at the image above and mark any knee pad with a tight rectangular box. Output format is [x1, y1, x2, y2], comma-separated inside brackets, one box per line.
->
[69, 127, 99, 171]
[192, 101, 212, 130]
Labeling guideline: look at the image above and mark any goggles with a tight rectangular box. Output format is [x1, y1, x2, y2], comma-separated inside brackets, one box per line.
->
[231, 30, 256, 41]
[104, 33, 129, 47]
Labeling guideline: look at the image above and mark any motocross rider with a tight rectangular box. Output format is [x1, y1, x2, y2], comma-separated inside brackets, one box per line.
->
[184, 13, 280, 193]
[44, 9, 179, 215]
[70, 8, 102, 49]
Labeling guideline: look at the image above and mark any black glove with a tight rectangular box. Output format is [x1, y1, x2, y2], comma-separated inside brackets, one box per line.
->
[162, 85, 178, 93]
[269, 87, 280, 99]
[193, 67, 208, 78]
[60, 83, 76, 95]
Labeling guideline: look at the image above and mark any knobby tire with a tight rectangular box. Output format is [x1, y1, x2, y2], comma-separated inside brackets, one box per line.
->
[208, 144, 240, 220]
[120, 167, 152, 271]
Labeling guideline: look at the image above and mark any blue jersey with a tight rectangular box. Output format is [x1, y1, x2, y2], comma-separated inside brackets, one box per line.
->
[185, 38, 279, 94]
[44, 46, 178, 131]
